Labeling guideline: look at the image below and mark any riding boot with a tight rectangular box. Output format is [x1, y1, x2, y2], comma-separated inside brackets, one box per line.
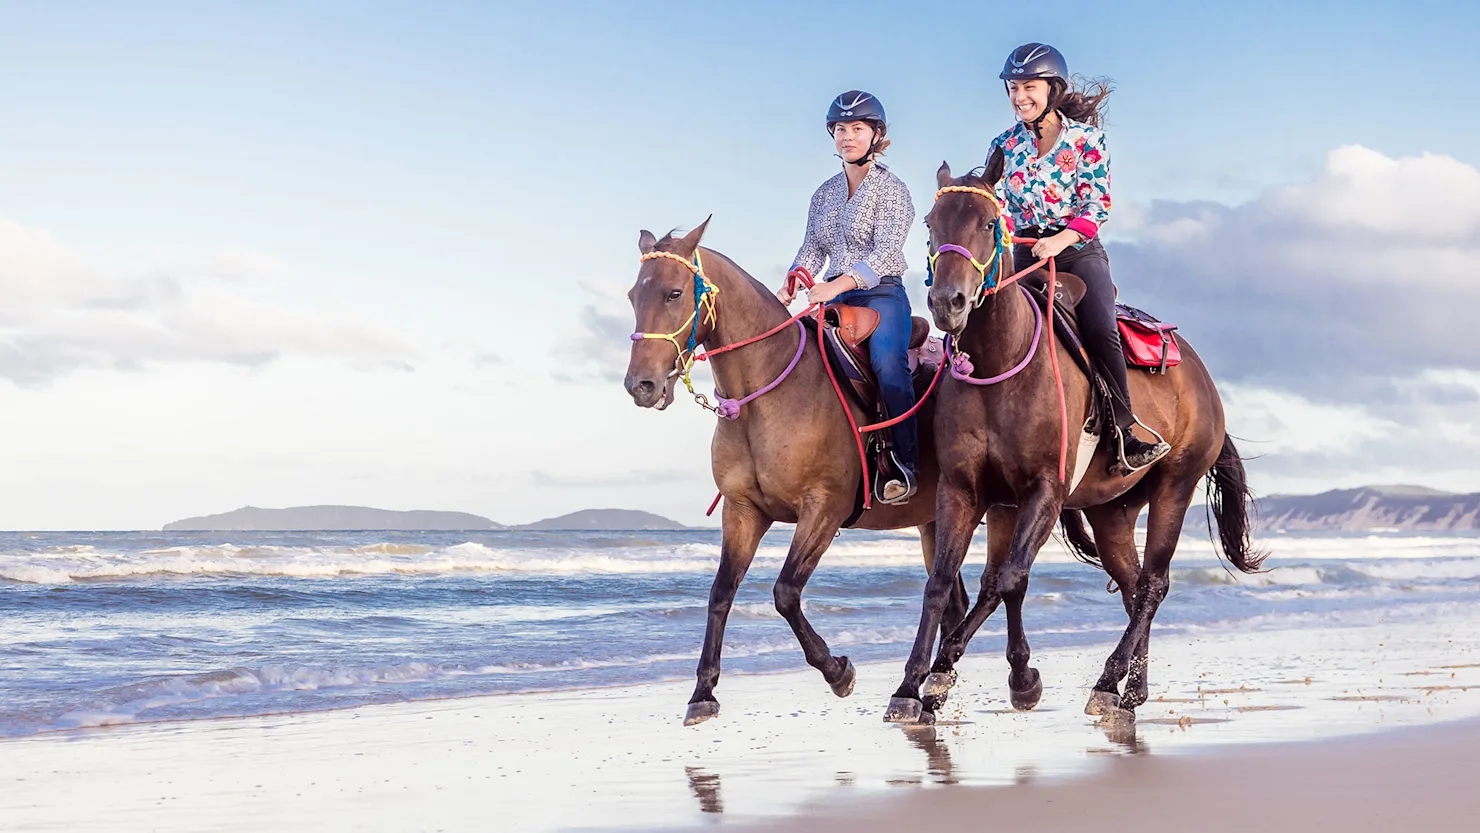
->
[1116, 425, 1171, 473]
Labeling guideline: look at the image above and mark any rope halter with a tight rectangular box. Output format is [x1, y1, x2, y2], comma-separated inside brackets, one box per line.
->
[925, 185, 1012, 308]
[630, 249, 721, 410]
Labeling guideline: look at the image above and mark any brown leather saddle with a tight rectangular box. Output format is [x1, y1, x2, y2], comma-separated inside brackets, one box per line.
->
[817, 304, 937, 410]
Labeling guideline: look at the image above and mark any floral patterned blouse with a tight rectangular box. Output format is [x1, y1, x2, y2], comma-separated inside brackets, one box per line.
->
[987, 115, 1111, 243]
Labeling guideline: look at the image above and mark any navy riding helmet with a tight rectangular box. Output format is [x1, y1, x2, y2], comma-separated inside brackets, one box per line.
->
[826, 90, 887, 166]
[999, 42, 1068, 82]
[826, 90, 887, 132]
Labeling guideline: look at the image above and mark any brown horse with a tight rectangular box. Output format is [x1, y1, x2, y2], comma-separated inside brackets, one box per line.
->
[882, 156, 1264, 728]
[623, 220, 966, 725]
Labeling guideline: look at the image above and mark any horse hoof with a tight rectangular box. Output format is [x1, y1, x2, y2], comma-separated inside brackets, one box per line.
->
[1097, 708, 1137, 743]
[883, 697, 924, 724]
[922, 670, 957, 700]
[1010, 667, 1043, 711]
[1084, 689, 1121, 716]
[683, 700, 720, 726]
[829, 658, 857, 698]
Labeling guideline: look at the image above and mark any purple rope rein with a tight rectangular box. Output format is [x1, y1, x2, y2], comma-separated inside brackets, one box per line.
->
[714, 319, 807, 420]
[945, 285, 1043, 385]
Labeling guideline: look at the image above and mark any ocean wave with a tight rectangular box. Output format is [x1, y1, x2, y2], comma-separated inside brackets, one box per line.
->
[0, 541, 724, 584]
[0, 535, 1109, 584]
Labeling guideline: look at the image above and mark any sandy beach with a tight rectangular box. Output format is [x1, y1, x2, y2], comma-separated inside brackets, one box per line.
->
[3, 608, 1478, 832]
[729, 718, 1480, 833]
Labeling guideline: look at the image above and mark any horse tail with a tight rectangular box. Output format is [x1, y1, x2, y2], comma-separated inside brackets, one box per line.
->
[1205, 434, 1268, 574]
[1057, 509, 1103, 569]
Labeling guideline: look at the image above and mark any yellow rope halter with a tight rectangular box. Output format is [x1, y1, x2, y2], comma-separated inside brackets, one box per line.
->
[634, 249, 721, 408]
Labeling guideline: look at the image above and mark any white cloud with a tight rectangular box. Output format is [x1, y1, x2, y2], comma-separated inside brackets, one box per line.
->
[0, 217, 415, 386]
[1105, 146, 1480, 491]
[1109, 145, 1480, 391]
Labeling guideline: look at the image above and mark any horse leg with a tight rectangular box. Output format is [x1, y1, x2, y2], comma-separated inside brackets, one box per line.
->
[686, 499, 771, 725]
[918, 521, 969, 659]
[773, 508, 855, 697]
[885, 481, 983, 723]
[1087, 475, 1197, 721]
[1080, 501, 1145, 717]
[922, 506, 1015, 709]
[999, 478, 1063, 711]
[1082, 500, 1147, 619]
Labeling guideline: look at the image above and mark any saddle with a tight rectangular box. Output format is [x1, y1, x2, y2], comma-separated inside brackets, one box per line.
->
[810, 305, 944, 514]
[816, 305, 940, 411]
[1018, 269, 1181, 373]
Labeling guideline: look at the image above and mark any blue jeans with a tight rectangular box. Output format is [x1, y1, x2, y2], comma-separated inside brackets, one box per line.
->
[835, 277, 917, 470]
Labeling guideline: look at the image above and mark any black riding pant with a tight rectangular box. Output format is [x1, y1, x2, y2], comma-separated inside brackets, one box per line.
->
[1014, 238, 1134, 429]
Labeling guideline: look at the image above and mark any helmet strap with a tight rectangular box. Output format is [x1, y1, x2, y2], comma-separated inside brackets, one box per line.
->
[1028, 81, 1065, 140]
[841, 123, 882, 167]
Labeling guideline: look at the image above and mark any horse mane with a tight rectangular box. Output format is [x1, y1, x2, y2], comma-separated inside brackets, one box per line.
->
[651, 226, 784, 312]
[698, 249, 782, 309]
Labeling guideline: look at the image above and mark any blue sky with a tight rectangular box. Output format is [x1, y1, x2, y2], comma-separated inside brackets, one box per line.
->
[0, 1, 1477, 528]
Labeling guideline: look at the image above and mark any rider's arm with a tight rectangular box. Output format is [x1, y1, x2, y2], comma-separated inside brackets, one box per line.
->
[849, 176, 914, 290]
[789, 184, 829, 282]
[1066, 127, 1110, 241]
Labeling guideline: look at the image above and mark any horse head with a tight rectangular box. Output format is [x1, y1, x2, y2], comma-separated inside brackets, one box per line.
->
[924, 148, 1007, 335]
[624, 218, 713, 409]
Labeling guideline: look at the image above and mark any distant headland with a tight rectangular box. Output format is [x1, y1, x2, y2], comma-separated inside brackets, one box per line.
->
[163, 506, 690, 532]
[1177, 485, 1480, 534]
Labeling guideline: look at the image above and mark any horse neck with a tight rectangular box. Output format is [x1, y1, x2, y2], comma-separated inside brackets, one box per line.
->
[957, 272, 1037, 379]
[698, 249, 802, 393]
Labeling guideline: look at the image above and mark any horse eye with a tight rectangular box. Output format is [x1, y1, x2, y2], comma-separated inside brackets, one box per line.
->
[666, 289, 683, 302]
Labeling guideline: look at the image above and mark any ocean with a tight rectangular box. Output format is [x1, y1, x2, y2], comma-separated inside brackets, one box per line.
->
[3, 528, 1478, 738]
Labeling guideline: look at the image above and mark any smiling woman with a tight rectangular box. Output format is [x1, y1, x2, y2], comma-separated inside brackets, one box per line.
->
[991, 42, 1168, 472]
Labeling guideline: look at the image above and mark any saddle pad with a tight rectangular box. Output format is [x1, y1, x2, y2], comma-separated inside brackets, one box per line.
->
[1116, 304, 1181, 371]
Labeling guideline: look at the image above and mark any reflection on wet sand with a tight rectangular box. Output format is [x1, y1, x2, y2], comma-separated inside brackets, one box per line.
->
[900, 725, 957, 785]
[685, 766, 724, 814]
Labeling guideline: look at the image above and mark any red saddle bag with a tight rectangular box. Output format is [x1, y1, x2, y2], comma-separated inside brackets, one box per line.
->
[1115, 304, 1181, 372]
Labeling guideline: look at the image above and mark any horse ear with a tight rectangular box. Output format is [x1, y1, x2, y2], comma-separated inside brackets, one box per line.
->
[672, 215, 712, 257]
[638, 229, 657, 254]
[984, 146, 1006, 187]
[936, 161, 953, 189]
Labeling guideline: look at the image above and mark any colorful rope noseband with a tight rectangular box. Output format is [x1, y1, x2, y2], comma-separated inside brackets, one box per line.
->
[925, 185, 1012, 308]
[630, 250, 720, 410]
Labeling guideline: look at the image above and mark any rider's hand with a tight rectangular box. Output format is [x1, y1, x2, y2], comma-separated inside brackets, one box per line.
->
[776, 283, 798, 305]
[806, 278, 849, 306]
[1031, 230, 1082, 260]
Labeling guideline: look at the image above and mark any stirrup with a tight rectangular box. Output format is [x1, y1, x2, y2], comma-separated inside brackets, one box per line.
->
[1111, 418, 1171, 476]
[878, 451, 918, 505]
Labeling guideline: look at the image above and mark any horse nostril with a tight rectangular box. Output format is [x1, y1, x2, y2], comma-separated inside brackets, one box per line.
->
[949, 292, 967, 312]
[635, 380, 655, 397]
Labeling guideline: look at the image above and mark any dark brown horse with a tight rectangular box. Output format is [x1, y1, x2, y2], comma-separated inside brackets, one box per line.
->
[883, 157, 1264, 728]
[624, 220, 966, 725]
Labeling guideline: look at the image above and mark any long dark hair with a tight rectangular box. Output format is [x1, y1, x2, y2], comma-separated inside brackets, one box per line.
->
[1049, 75, 1113, 127]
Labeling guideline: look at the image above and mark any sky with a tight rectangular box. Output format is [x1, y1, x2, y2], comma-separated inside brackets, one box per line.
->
[1, 0, 1478, 529]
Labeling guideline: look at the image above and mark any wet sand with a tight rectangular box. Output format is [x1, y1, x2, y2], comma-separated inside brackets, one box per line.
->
[727, 718, 1480, 832]
[2, 613, 1478, 832]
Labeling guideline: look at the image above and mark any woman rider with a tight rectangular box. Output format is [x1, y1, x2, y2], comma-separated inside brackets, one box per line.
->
[990, 43, 1171, 473]
[778, 90, 919, 504]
